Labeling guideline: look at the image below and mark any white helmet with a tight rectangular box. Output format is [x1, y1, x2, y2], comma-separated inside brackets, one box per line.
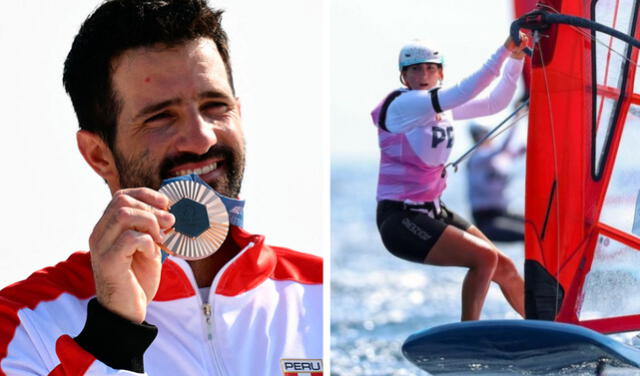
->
[398, 40, 444, 71]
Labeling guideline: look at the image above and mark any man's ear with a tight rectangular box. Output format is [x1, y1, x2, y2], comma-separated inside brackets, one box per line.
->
[235, 97, 242, 116]
[76, 130, 119, 189]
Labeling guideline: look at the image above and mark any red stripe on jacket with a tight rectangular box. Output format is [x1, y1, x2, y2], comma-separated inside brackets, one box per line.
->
[48, 335, 95, 376]
[216, 227, 323, 296]
[0, 253, 95, 375]
[0, 253, 192, 373]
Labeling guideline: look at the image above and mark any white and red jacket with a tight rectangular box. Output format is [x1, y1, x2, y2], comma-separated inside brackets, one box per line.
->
[371, 45, 523, 203]
[0, 226, 323, 375]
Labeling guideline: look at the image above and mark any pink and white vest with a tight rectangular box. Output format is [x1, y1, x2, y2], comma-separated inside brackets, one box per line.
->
[372, 45, 523, 203]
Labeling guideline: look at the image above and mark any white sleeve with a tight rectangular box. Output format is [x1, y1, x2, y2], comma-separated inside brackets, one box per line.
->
[452, 57, 524, 120]
[385, 45, 510, 133]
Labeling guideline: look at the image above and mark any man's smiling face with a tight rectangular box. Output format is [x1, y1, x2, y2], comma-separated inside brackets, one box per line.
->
[108, 37, 245, 197]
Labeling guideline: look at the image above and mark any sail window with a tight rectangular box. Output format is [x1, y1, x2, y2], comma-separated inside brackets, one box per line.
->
[579, 235, 640, 320]
[591, 0, 636, 178]
[599, 103, 640, 234]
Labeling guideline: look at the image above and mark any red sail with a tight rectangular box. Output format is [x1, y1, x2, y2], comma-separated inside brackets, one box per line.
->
[524, 0, 640, 333]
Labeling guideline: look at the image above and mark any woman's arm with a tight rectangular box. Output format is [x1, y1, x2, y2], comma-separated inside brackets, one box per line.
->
[452, 57, 524, 120]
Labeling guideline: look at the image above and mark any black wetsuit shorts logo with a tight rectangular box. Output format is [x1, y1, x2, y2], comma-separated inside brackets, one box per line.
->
[401, 217, 432, 241]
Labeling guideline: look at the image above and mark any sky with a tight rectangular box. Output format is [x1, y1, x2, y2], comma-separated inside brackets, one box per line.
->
[0, 0, 326, 287]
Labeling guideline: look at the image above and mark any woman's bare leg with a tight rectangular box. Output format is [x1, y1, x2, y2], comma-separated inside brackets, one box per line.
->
[467, 225, 525, 317]
[425, 225, 498, 321]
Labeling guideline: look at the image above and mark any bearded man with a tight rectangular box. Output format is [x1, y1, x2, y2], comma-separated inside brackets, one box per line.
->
[0, 1, 322, 374]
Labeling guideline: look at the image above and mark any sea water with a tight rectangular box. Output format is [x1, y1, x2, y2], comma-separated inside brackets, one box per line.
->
[331, 158, 640, 375]
[331, 161, 526, 375]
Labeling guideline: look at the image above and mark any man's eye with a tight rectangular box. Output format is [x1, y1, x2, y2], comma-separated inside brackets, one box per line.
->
[202, 102, 230, 115]
[145, 112, 172, 124]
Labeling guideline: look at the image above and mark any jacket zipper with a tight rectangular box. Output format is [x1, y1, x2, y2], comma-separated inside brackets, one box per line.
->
[202, 303, 213, 340]
[201, 300, 225, 375]
[200, 241, 256, 376]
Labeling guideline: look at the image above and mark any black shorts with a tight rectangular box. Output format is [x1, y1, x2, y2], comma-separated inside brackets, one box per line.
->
[376, 200, 472, 263]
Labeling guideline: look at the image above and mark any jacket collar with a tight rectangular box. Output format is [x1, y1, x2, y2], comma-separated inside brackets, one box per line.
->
[154, 226, 274, 300]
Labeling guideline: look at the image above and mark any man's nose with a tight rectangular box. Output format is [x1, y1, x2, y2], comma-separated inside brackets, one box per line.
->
[175, 109, 217, 155]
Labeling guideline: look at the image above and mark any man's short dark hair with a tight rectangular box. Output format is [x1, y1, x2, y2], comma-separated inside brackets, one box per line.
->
[63, 0, 234, 149]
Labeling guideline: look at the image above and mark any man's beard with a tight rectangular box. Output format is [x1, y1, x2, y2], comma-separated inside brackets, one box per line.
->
[113, 144, 245, 198]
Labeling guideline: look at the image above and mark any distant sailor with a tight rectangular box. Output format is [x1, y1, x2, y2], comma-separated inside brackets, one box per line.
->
[467, 122, 526, 242]
[372, 35, 528, 321]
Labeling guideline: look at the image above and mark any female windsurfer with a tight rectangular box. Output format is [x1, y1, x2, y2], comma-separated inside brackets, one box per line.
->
[372, 35, 528, 321]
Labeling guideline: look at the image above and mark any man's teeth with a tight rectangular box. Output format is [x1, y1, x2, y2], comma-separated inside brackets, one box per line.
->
[174, 162, 218, 177]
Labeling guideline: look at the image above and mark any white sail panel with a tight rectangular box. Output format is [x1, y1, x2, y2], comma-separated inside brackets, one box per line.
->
[579, 235, 640, 320]
[599, 104, 640, 234]
[593, 0, 634, 173]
